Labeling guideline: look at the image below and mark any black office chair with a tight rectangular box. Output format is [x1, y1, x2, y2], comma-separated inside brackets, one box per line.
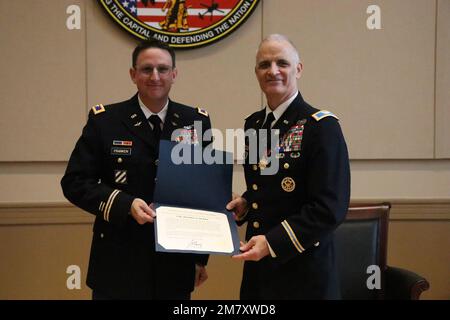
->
[334, 202, 430, 300]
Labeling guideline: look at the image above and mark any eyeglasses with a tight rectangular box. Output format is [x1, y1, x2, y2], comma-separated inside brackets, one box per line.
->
[135, 65, 173, 76]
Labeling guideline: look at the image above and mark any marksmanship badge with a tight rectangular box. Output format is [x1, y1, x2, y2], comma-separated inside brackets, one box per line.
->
[98, 0, 260, 49]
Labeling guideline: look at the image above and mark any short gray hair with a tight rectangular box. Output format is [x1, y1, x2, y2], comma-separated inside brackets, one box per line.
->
[258, 34, 301, 64]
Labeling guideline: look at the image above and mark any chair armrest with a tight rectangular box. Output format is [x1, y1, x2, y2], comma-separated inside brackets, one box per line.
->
[385, 266, 430, 300]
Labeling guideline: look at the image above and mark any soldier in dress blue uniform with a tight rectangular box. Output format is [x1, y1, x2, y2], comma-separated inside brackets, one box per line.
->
[61, 39, 211, 299]
[227, 34, 351, 299]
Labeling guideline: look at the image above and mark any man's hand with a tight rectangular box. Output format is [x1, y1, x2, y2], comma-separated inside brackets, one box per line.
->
[226, 193, 248, 221]
[232, 235, 270, 261]
[130, 198, 156, 224]
[194, 264, 208, 287]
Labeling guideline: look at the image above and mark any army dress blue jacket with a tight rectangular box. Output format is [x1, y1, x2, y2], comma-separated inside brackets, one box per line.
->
[240, 92, 351, 299]
[61, 94, 211, 299]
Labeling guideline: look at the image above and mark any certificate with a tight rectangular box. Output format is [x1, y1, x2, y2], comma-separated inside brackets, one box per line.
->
[156, 206, 234, 253]
[153, 140, 240, 255]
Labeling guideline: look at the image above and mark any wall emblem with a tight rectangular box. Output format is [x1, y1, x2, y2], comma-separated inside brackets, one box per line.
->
[98, 0, 260, 49]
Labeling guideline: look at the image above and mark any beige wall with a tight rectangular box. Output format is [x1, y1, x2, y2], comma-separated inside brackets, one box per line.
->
[264, 0, 437, 159]
[0, 0, 86, 161]
[0, 0, 449, 299]
[436, 0, 450, 158]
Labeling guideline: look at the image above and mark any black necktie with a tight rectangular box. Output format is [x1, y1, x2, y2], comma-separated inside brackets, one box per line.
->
[261, 112, 275, 155]
[148, 115, 162, 141]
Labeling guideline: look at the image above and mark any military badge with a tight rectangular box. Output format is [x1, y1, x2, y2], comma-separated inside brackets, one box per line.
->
[113, 140, 133, 146]
[311, 110, 339, 121]
[281, 177, 295, 192]
[114, 170, 128, 184]
[258, 157, 268, 170]
[174, 125, 199, 145]
[279, 119, 306, 154]
[197, 107, 209, 117]
[97, 0, 261, 49]
[92, 104, 105, 115]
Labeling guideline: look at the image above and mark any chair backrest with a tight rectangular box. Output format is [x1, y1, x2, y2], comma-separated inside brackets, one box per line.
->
[334, 203, 391, 300]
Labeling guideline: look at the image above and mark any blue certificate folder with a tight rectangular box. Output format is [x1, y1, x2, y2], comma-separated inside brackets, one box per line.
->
[153, 140, 240, 255]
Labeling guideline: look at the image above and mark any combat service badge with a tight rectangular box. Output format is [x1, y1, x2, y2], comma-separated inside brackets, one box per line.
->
[98, 0, 261, 49]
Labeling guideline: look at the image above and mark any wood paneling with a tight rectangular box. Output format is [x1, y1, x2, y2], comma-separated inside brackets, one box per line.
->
[0, 200, 448, 299]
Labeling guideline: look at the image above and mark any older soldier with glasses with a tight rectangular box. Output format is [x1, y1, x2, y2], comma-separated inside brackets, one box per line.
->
[61, 38, 212, 300]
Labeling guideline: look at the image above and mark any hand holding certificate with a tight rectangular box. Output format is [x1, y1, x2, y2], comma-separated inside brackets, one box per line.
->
[153, 140, 240, 255]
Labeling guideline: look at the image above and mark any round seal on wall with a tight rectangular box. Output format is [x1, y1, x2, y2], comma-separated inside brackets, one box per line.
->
[98, 0, 260, 49]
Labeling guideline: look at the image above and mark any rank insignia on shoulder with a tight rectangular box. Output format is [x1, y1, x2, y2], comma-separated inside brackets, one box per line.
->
[92, 104, 105, 115]
[197, 107, 209, 117]
[311, 110, 339, 121]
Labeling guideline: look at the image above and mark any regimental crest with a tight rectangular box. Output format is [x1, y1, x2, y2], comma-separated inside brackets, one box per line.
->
[98, 0, 261, 49]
